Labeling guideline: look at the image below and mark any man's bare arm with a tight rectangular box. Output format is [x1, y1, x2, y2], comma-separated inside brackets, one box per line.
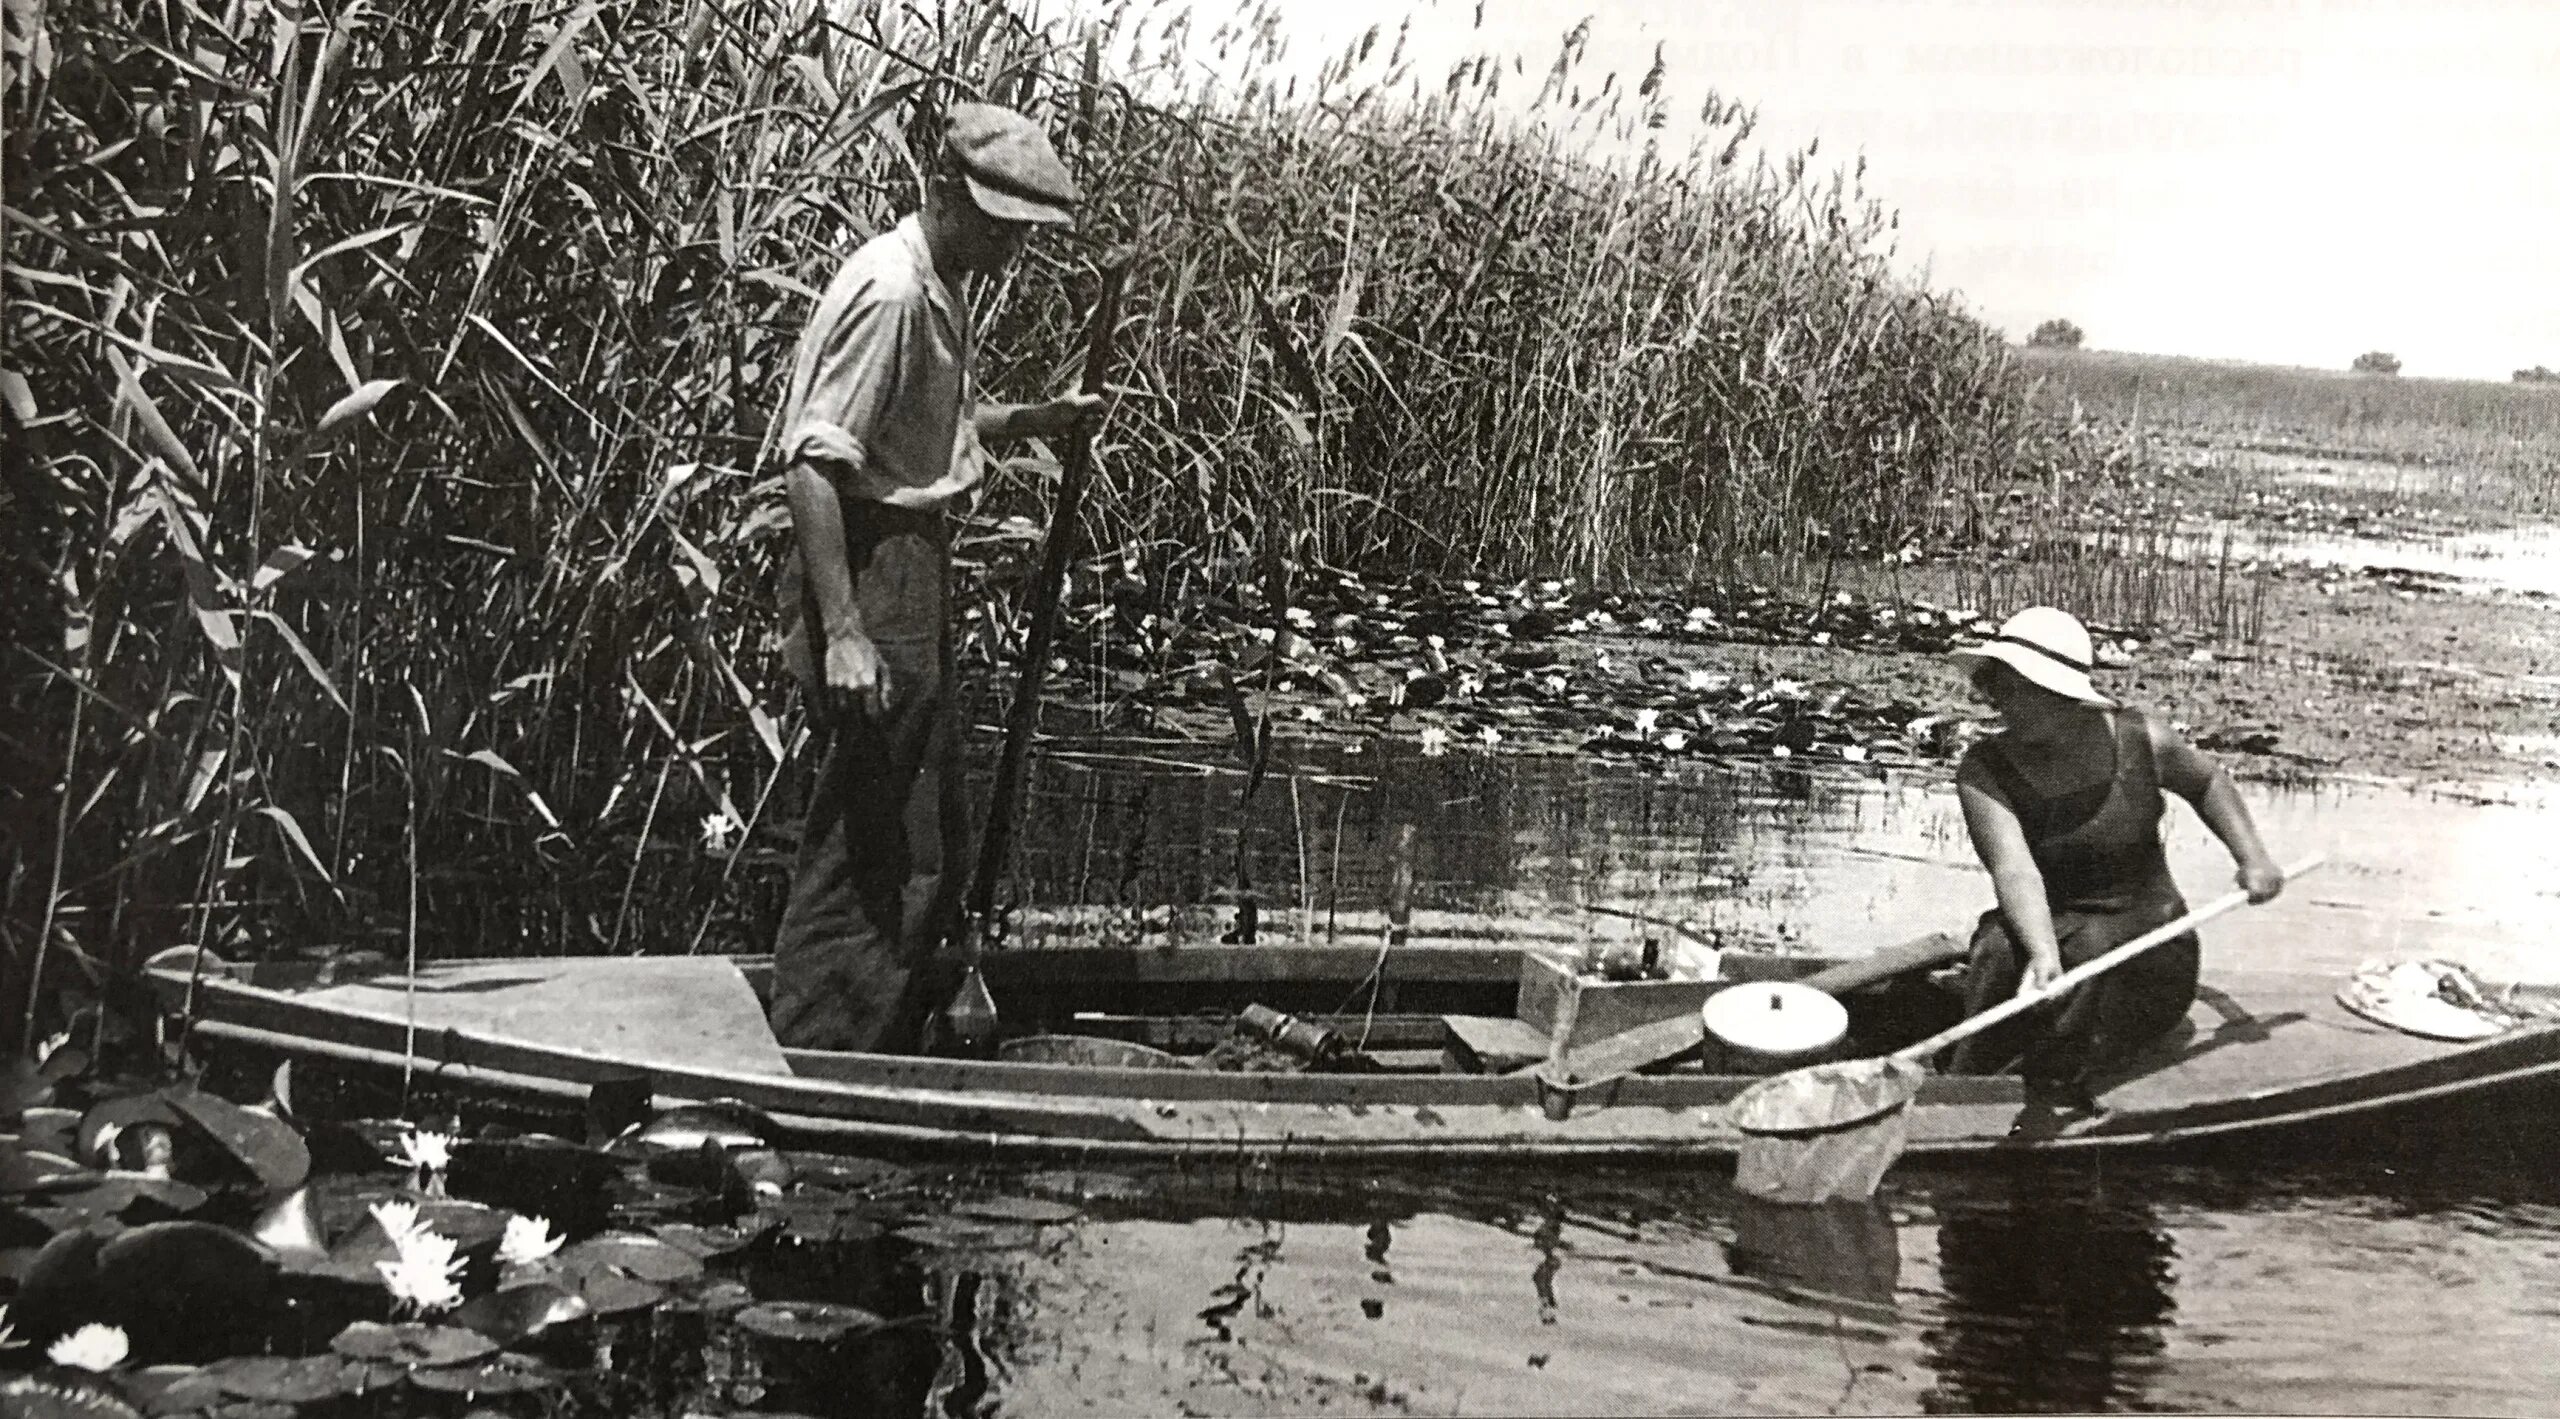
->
[784, 454, 887, 717]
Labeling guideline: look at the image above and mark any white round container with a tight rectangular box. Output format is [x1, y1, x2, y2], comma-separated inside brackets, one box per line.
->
[1702, 981, 1849, 1068]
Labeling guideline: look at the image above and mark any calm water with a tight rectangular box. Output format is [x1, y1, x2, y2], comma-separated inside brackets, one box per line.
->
[898, 743, 2560, 1416]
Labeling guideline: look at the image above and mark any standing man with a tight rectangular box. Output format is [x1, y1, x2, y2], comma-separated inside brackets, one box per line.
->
[769, 102, 1097, 1053]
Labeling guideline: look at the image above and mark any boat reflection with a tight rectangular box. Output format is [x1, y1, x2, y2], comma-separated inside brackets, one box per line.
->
[1918, 1173, 2177, 1413]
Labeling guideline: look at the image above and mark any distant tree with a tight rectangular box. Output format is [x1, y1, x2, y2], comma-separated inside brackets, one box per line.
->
[2515, 365, 2560, 385]
[2027, 318, 2086, 350]
[2350, 351, 2402, 376]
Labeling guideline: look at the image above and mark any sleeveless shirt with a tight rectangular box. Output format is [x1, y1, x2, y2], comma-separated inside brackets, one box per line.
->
[1980, 709, 2179, 913]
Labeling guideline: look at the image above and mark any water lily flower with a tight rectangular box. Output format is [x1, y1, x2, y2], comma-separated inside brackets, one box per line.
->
[46, 1324, 128, 1372]
[1419, 727, 1450, 758]
[369, 1198, 427, 1247]
[1297, 704, 1326, 723]
[1632, 708, 1660, 739]
[1637, 616, 1664, 634]
[1477, 726, 1503, 748]
[1594, 652, 1615, 674]
[1455, 674, 1484, 699]
[1285, 607, 1316, 628]
[379, 1227, 465, 1316]
[1841, 744, 1870, 763]
[394, 1130, 455, 1189]
[1684, 669, 1722, 692]
[498, 1214, 564, 1267]
[1659, 730, 1691, 752]
[700, 812, 737, 852]
[0, 1304, 22, 1352]
[36, 1030, 70, 1067]
[1541, 673, 1567, 696]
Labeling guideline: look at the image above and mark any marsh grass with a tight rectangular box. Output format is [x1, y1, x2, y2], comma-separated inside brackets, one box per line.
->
[2019, 347, 2560, 510]
[0, 0, 2089, 1045]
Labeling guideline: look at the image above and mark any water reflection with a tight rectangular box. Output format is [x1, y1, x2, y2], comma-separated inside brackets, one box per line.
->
[1918, 1174, 2177, 1414]
[1726, 1196, 1901, 1314]
[995, 738, 2560, 986]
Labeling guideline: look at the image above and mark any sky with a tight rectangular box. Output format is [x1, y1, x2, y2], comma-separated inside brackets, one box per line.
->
[1139, 0, 2560, 381]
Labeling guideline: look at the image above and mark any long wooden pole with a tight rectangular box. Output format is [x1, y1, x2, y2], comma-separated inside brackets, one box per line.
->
[942, 253, 1130, 1049]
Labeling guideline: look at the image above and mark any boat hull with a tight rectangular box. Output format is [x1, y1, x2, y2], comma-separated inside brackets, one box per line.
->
[143, 948, 2560, 1163]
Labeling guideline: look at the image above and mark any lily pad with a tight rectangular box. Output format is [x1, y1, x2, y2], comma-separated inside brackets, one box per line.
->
[76, 1094, 185, 1169]
[558, 1231, 704, 1283]
[451, 1282, 591, 1344]
[605, 1173, 713, 1221]
[784, 1156, 913, 1192]
[757, 1195, 886, 1246]
[653, 1221, 757, 1258]
[1, 1148, 101, 1195]
[567, 1268, 664, 1316]
[20, 1106, 83, 1146]
[12, 1223, 111, 1331]
[52, 1176, 210, 1220]
[124, 1364, 224, 1416]
[1017, 1169, 1151, 1204]
[660, 1278, 755, 1318]
[94, 1220, 278, 1324]
[0, 1370, 142, 1418]
[953, 1195, 1080, 1225]
[204, 1354, 365, 1404]
[330, 1320, 498, 1368]
[894, 1219, 1045, 1253]
[732, 1299, 887, 1343]
[163, 1087, 309, 1194]
[406, 1352, 558, 1396]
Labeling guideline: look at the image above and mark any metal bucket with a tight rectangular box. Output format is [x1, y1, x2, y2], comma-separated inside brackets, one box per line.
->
[997, 1035, 1185, 1069]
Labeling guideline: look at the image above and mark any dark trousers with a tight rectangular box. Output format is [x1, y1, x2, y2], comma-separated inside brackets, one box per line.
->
[1949, 895, 2199, 1100]
[769, 630, 962, 1053]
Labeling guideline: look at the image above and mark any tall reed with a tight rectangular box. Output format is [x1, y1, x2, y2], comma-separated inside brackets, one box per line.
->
[2, 0, 2035, 1041]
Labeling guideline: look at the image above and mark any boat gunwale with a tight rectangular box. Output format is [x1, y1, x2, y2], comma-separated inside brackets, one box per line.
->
[144, 949, 2560, 1161]
[169, 1008, 2560, 1162]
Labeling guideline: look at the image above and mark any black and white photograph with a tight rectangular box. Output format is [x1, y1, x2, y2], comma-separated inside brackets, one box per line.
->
[4, 0, 2556, 1413]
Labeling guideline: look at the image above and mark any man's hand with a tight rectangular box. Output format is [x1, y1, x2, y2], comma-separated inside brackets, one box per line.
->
[822, 628, 889, 721]
[2015, 951, 2064, 999]
[1005, 392, 1105, 441]
[2236, 858, 2286, 904]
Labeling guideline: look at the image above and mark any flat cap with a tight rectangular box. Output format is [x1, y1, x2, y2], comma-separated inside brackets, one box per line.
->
[942, 102, 1080, 226]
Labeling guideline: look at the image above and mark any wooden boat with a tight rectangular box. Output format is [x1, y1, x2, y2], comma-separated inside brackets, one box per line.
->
[141, 938, 2560, 1163]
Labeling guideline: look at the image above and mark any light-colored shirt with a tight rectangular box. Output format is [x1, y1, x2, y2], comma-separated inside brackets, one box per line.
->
[775, 215, 983, 677]
[776, 214, 983, 498]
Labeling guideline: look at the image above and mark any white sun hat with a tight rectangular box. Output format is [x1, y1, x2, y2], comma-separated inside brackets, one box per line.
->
[1949, 606, 2114, 706]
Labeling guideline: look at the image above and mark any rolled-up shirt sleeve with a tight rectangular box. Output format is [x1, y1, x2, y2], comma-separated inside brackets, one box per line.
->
[777, 281, 917, 490]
